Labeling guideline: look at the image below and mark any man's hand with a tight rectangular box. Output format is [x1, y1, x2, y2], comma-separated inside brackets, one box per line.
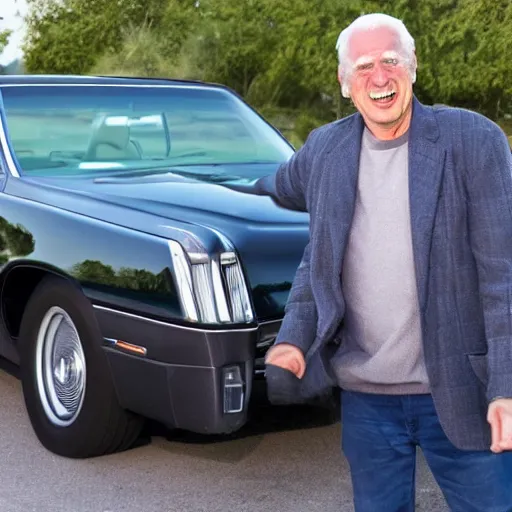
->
[265, 343, 306, 379]
[488, 398, 512, 453]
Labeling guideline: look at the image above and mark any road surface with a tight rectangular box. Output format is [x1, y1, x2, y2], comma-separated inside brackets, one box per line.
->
[0, 361, 448, 512]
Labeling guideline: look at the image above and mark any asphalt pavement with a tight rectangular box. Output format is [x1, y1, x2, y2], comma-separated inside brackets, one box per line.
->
[0, 362, 448, 512]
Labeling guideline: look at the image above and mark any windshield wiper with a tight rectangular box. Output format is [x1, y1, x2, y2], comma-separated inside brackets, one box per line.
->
[93, 167, 182, 182]
[93, 167, 241, 184]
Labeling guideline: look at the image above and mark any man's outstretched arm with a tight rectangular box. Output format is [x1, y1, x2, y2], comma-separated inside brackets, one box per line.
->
[223, 130, 319, 211]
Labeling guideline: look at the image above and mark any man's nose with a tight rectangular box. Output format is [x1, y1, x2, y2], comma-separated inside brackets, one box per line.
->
[371, 65, 390, 87]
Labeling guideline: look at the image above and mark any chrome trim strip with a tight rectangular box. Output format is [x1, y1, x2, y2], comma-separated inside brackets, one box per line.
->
[93, 304, 259, 333]
[222, 256, 254, 322]
[168, 240, 199, 322]
[220, 252, 237, 265]
[188, 252, 210, 265]
[210, 257, 231, 322]
[190, 261, 218, 323]
[208, 228, 255, 323]
[0, 112, 20, 177]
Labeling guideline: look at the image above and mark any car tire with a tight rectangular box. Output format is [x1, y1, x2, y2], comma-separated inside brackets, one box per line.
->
[18, 274, 144, 458]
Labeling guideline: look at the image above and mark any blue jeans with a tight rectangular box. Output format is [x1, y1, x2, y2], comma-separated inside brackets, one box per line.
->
[341, 391, 512, 512]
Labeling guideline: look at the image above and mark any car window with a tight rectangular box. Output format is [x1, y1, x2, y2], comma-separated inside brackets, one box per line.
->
[127, 115, 168, 159]
[0, 84, 294, 179]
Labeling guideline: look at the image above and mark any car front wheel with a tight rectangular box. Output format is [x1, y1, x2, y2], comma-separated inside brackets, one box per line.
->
[19, 275, 144, 458]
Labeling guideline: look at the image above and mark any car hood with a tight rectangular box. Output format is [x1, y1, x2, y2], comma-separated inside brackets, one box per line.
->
[14, 169, 310, 321]
[21, 165, 307, 224]
[75, 176, 306, 225]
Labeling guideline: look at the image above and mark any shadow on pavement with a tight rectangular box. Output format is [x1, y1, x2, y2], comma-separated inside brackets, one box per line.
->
[145, 382, 341, 462]
[150, 381, 339, 441]
[0, 357, 20, 379]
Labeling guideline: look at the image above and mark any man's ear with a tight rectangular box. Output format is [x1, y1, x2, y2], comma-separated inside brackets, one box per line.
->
[337, 64, 343, 85]
[411, 50, 418, 83]
[338, 65, 351, 98]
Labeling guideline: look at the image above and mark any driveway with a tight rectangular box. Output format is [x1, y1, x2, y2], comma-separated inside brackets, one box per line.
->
[0, 361, 447, 512]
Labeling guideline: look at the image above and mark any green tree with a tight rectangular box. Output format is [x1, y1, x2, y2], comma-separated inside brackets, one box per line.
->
[91, 0, 200, 78]
[0, 29, 11, 56]
[434, 0, 512, 118]
[2, 224, 35, 256]
[168, 0, 373, 130]
[90, 23, 173, 78]
[70, 260, 172, 294]
[21, 0, 512, 136]
[0, 217, 36, 264]
[70, 259, 117, 286]
[117, 267, 170, 293]
[22, 0, 167, 74]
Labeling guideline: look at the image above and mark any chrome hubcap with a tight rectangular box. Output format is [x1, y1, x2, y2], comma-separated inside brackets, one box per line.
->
[35, 306, 86, 427]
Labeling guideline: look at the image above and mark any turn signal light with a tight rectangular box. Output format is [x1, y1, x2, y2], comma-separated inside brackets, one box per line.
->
[104, 337, 147, 356]
[115, 340, 147, 356]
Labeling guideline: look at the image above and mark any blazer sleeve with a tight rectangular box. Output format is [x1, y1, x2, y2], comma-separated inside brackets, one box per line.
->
[465, 122, 512, 402]
[274, 241, 318, 355]
[221, 131, 314, 212]
[253, 136, 312, 212]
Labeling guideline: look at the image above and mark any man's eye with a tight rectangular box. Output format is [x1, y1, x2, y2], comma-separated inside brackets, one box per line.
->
[383, 58, 398, 66]
[357, 63, 373, 71]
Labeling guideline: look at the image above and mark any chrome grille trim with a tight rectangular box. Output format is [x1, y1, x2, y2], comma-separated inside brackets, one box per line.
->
[168, 238, 254, 325]
[168, 240, 199, 322]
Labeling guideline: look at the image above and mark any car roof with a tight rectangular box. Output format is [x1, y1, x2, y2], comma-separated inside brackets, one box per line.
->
[0, 74, 225, 89]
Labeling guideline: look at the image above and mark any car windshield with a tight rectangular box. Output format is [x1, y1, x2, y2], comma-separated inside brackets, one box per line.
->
[0, 83, 294, 180]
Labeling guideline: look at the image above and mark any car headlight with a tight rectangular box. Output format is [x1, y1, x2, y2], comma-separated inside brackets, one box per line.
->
[168, 240, 254, 324]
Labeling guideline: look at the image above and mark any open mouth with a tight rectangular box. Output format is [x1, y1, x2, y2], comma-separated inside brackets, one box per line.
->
[369, 91, 397, 102]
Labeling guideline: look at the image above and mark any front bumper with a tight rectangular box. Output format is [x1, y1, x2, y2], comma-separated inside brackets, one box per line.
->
[93, 305, 280, 434]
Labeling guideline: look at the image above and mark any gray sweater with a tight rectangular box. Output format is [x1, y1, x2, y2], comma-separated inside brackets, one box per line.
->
[332, 127, 431, 395]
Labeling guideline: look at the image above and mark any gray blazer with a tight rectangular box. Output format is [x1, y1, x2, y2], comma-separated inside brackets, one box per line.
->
[258, 96, 512, 451]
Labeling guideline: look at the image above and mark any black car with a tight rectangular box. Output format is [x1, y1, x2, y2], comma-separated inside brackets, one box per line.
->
[0, 75, 309, 458]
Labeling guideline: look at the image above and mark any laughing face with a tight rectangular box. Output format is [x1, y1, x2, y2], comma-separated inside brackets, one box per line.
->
[339, 25, 415, 139]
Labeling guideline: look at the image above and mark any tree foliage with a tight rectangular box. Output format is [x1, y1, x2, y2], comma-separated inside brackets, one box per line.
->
[21, 0, 512, 136]
[0, 29, 12, 57]
[0, 217, 35, 264]
[22, 0, 167, 74]
[70, 260, 172, 294]
[434, 0, 512, 119]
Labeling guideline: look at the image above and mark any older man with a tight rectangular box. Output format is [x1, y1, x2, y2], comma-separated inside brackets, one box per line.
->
[258, 12, 512, 512]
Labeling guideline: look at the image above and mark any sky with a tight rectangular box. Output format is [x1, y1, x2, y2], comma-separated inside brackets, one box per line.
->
[1, 0, 28, 65]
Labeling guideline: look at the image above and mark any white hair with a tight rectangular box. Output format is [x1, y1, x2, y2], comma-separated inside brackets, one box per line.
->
[335, 13, 417, 97]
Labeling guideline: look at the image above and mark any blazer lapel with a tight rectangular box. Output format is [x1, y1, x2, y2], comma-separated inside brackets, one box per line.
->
[324, 113, 364, 232]
[310, 114, 363, 344]
[408, 97, 446, 312]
